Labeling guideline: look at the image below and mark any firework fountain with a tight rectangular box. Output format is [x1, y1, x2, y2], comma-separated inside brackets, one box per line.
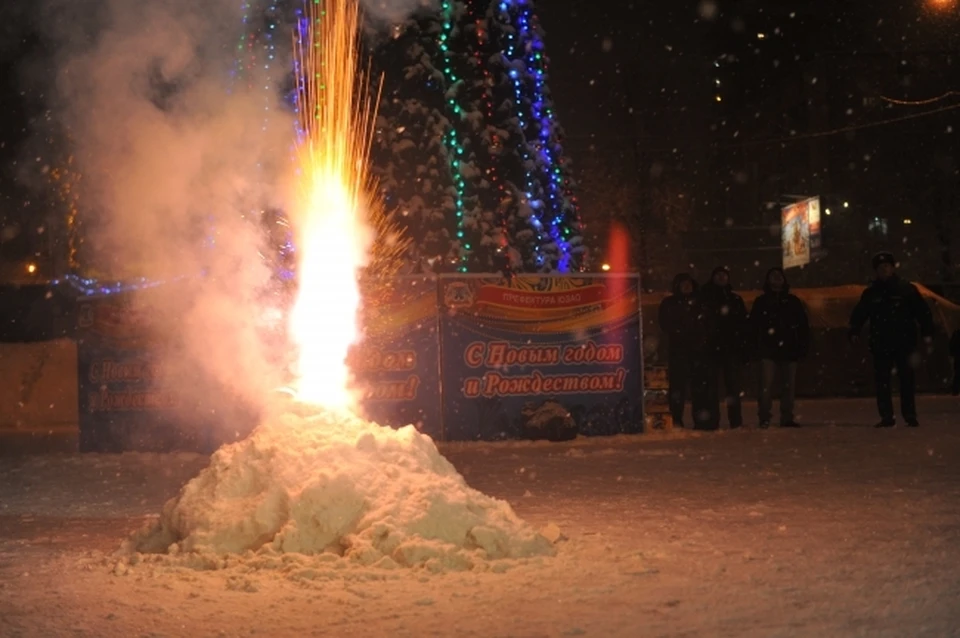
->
[287, 0, 376, 409]
[127, 0, 555, 572]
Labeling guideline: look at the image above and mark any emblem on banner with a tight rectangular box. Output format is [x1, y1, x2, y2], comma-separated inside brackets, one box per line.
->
[444, 282, 474, 309]
[78, 303, 95, 329]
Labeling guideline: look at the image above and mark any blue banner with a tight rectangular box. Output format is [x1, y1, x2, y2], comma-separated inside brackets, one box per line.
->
[438, 275, 644, 441]
[75, 290, 240, 453]
[76, 275, 645, 451]
[352, 276, 442, 439]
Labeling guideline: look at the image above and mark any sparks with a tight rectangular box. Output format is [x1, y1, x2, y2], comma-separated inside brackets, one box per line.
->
[288, 0, 381, 409]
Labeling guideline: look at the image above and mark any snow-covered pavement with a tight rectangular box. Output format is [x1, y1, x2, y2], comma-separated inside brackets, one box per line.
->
[2, 397, 959, 637]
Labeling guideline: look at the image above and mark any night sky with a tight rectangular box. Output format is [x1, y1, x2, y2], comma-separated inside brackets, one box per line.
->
[0, 0, 958, 284]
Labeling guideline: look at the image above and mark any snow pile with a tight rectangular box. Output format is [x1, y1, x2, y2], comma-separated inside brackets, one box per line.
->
[128, 408, 554, 571]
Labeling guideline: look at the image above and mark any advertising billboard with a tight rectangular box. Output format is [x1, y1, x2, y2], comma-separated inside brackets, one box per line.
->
[782, 196, 822, 269]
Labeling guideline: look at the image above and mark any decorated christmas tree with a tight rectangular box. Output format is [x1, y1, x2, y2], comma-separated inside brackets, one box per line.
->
[371, 0, 585, 274]
[228, 0, 585, 275]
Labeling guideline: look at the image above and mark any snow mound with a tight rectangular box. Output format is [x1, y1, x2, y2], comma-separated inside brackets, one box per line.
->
[129, 408, 554, 571]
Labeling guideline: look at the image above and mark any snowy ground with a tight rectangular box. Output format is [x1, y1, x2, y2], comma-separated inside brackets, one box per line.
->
[2, 397, 960, 637]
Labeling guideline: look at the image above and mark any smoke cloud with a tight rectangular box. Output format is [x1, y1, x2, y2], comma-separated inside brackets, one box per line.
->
[32, 0, 298, 422]
[360, 0, 436, 26]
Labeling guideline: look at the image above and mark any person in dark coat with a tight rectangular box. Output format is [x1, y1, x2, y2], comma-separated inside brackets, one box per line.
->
[658, 273, 711, 429]
[849, 252, 935, 427]
[749, 267, 810, 428]
[950, 329, 960, 396]
[699, 266, 748, 429]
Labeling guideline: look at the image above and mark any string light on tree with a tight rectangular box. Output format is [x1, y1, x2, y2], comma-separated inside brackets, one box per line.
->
[517, 5, 581, 269]
[233, 2, 283, 132]
[495, 2, 544, 268]
[370, 0, 585, 274]
[439, 0, 473, 273]
[467, 0, 511, 273]
[233, 0, 299, 275]
[495, 0, 581, 272]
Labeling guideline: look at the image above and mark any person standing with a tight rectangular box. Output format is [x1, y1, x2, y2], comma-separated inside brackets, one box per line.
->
[699, 266, 748, 429]
[849, 252, 935, 427]
[658, 273, 711, 429]
[749, 267, 810, 428]
[950, 328, 960, 396]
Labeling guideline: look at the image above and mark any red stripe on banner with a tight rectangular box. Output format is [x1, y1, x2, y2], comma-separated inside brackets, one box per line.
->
[475, 284, 608, 309]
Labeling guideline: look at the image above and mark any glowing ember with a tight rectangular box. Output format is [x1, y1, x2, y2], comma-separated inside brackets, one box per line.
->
[288, 0, 380, 408]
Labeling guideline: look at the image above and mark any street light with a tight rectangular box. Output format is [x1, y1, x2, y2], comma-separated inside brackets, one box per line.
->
[926, 0, 957, 11]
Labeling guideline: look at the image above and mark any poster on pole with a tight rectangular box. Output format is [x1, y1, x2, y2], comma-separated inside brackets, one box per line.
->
[782, 196, 822, 269]
[438, 275, 644, 442]
[807, 196, 823, 259]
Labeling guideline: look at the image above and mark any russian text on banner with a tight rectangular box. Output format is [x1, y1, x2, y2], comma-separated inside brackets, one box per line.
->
[76, 287, 254, 453]
[439, 275, 644, 441]
[352, 275, 442, 439]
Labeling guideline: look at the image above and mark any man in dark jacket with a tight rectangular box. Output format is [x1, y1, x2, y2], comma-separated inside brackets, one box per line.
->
[749, 267, 810, 428]
[658, 273, 711, 429]
[950, 329, 960, 396]
[699, 266, 748, 429]
[849, 252, 935, 427]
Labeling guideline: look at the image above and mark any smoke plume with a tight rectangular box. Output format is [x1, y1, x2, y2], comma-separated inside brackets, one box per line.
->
[360, 0, 436, 26]
[33, 0, 298, 422]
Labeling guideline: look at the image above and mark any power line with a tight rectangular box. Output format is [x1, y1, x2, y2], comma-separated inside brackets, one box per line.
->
[881, 90, 960, 106]
[733, 101, 960, 148]
[564, 101, 960, 151]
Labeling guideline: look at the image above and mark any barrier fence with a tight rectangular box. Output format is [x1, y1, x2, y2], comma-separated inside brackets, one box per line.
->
[75, 275, 645, 452]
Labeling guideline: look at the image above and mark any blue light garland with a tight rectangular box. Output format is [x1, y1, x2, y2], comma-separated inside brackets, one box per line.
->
[496, 0, 580, 272]
[495, 1, 544, 269]
[57, 1, 297, 295]
[53, 274, 189, 297]
[292, 5, 310, 143]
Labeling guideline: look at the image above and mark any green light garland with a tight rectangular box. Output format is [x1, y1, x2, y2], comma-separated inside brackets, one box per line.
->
[439, 0, 471, 272]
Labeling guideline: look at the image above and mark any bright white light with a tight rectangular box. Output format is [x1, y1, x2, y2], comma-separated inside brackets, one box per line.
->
[843, 201, 850, 208]
[825, 208, 832, 216]
[288, 0, 376, 410]
[601, 263, 611, 272]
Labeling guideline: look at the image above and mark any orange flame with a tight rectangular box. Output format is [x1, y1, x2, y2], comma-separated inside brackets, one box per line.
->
[288, 0, 380, 409]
